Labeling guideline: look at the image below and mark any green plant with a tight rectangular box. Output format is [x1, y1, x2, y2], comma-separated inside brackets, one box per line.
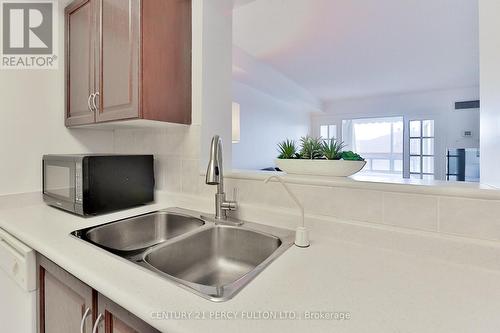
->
[321, 138, 345, 160]
[277, 139, 299, 159]
[277, 137, 365, 161]
[299, 136, 323, 159]
[341, 151, 365, 161]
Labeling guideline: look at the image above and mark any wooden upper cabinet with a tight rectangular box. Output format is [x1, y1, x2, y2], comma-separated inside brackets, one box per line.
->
[65, 0, 96, 126]
[65, 0, 192, 127]
[96, 0, 140, 122]
[141, 0, 192, 124]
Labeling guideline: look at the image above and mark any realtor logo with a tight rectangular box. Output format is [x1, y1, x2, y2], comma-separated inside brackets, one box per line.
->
[1, 0, 58, 69]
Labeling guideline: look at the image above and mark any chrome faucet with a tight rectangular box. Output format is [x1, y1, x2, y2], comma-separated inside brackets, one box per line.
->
[206, 135, 237, 220]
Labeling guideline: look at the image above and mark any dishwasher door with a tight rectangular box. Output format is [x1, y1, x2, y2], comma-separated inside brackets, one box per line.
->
[0, 228, 37, 333]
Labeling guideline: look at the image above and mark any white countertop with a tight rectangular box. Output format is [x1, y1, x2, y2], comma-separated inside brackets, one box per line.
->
[1, 192, 500, 332]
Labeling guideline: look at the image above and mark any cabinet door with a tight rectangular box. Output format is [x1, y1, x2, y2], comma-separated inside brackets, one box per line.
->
[95, 0, 140, 122]
[38, 256, 95, 333]
[94, 295, 160, 333]
[65, 0, 97, 126]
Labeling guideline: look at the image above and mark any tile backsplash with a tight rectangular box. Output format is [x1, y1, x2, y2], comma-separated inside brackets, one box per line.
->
[439, 197, 500, 242]
[112, 127, 500, 245]
[113, 125, 202, 194]
[382, 192, 438, 231]
[222, 175, 500, 244]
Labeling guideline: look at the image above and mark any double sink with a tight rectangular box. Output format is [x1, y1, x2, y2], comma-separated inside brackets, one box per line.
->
[71, 208, 295, 301]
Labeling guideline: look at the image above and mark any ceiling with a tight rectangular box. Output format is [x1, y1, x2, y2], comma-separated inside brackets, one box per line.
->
[233, 0, 479, 102]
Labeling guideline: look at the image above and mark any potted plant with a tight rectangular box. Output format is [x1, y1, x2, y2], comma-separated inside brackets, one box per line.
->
[321, 138, 345, 160]
[277, 139, 300, 159]
[275, 136, 366, 177]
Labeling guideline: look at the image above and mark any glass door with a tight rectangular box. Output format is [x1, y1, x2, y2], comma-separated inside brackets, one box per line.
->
[43, 160, 76, 202]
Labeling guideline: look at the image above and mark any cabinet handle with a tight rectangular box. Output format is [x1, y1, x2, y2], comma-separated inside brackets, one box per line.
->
[92, 313, 103, 333]
[80, 307, 91, 333]
[92, 92, 100, 112]
[87, 94, 95, 112]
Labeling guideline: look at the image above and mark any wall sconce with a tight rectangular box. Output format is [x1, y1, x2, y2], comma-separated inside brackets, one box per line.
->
[232, 102, 241, 144]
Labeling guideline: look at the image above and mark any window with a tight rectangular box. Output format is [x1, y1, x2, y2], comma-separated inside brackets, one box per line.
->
[409, 120, 435, 180]
[320, 124, 337, 141]
[342, 117, 403, 176]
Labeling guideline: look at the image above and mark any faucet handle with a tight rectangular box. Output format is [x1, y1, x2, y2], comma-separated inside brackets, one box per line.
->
[221, 200, 237, 211]
[221, 187, 238, 212]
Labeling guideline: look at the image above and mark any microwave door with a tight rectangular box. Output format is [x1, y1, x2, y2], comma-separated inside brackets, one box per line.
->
[43, 161, 76, 205]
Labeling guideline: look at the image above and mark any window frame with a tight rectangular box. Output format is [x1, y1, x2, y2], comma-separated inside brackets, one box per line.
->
[409, 119, 435, 179]
[319, 124, 337, 141]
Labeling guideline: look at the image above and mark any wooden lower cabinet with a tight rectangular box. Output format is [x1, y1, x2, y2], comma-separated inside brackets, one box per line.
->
[38, 256, 94, 333]
[38, 255, 159, 333]
[96, 295, 159, 333]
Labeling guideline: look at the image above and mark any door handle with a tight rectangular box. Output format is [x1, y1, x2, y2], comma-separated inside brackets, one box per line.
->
[92, 313, 103, 333]
[87, 93, 95, 112]
[80, 307, 91, 333]
[92, 92, 100, 113]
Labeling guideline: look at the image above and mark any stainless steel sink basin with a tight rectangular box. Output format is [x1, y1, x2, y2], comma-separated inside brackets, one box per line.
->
[76, 211, 204, 254]
[71, 208, 295, 301]
[143, 226, 282, 299]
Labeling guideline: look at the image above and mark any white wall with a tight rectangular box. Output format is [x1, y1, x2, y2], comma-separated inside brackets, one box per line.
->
[231, 44, 319, 170]
[479, 0, 500, 188]
[232, 46, 321, 113]
[199, 0, 233, 171]
[0, 0, 114, 195]
[232, 82, 310, 170]
[312, 87, 480, 180]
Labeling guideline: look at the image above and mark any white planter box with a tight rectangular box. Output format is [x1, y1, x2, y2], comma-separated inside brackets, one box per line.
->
[275, 159, 366, 177]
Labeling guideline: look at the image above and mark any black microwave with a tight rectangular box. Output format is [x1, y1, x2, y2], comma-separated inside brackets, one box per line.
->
[42, 155, 155, 215]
